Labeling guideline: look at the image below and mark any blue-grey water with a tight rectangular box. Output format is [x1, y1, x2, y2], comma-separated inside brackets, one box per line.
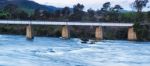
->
[0, 35, 150, 66]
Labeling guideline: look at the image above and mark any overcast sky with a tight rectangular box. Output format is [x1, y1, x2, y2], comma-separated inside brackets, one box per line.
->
[32, 0, 150, 11]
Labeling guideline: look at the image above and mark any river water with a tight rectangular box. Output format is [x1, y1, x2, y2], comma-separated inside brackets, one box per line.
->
[0, 35, 150, 66]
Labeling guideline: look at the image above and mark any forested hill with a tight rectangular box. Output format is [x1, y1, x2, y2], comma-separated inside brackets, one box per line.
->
[0, 0, 58, 12]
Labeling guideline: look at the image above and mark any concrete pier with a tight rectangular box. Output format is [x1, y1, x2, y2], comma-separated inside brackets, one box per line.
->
[95, 26, 103, 40]
[26, 25, 33, 40]
[128, 27, 137, 40]
[62, 25, 69, 39]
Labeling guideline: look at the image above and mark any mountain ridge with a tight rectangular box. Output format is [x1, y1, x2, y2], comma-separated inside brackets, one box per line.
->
[0, 0, 58, 12]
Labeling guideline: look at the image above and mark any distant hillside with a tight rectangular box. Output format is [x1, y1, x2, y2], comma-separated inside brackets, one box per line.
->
[0, 0, 58, 13]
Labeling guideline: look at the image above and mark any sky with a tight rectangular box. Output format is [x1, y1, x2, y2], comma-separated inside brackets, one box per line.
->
[32, 0, 150, 11]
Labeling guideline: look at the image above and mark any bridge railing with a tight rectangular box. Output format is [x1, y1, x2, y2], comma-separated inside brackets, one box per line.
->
[0, 20, 134, 27]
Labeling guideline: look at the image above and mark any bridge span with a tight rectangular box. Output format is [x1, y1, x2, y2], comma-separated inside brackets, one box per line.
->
[0, 20, 133, 27]
[0, 20, 137, 41]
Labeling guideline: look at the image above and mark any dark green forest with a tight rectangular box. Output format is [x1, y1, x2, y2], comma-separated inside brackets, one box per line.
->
[1, 2, 149, 22]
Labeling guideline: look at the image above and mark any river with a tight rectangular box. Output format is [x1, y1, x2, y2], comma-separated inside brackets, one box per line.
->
[0, 35, 150, 66]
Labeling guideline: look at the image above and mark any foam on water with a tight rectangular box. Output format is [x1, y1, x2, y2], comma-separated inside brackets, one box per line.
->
[0, 35, 150, 66]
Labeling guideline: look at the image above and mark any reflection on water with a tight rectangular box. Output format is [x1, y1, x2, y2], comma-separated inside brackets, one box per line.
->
[0, 35, 150, 66]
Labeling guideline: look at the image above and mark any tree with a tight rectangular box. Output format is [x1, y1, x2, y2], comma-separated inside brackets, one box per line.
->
[3, 4, 19, 19]
[62, 7, 71, 21]
[0, 10, 9, 19]
[62, 7, 70, 16]
[87, 8, 95, 17]
[120, 12, 136, 22]
[113, 5, 123, 12]
[132, 0, 149, 12]
[69, 3, 85, 21]
[73, 3, 84, 14]
[18, 10, 28, 20]
[101, 2, 111, 12]
[32, 8, 45, 20]
[147, 11, 150, 22]
[55, 9, 62, 18]
[42, 10, 51, 20]
[112, 5, 123, 21]
[87, 8, 96, 21]
[100, 2, 111, 21]
[132, 0, 149, 23]
[132, 0, 149, 41]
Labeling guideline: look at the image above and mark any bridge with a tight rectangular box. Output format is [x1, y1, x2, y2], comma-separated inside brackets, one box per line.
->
[0, 20, 133, 26]
[0, 20, 137, 40]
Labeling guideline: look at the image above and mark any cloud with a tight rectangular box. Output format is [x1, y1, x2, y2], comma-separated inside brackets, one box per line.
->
[32, 0, 150, 11]
[32, 0, 77, 7]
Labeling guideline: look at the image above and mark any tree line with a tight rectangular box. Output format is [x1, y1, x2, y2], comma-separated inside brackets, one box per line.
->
[133, 0, 150, 41]
[0, 1, 149, 23]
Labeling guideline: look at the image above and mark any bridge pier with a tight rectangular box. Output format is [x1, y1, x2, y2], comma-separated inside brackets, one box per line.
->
[26, 25, 33, 40]
[95, 26, 103, 40]
[62, 25, 69, 39]
[128, 27, 137, 40]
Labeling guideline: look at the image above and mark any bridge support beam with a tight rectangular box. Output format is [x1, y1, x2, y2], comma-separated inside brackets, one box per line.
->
[128, 27, 137, 40]
[95, 26, 103, 40]
[62, 25, 69, 39]
[26, 25, 33, 40]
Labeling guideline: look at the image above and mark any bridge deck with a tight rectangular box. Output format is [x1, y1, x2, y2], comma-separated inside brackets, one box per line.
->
[0, 20, 133, 27]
